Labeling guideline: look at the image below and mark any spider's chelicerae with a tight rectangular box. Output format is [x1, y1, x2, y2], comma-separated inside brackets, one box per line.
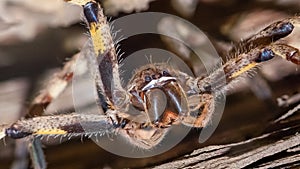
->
[1, 0, 300, 163]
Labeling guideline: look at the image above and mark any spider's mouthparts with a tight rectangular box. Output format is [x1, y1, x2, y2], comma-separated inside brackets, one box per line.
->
[142, 77, 176, 91]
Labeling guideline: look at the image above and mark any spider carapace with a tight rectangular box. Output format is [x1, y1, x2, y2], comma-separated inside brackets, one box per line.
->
[2, 0, 300, 150]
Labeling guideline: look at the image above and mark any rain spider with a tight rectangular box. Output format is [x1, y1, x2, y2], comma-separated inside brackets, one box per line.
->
[1, 0, 300, 163]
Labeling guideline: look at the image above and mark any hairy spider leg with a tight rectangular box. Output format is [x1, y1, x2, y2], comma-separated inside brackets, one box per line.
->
[196, 17, 300, 94]
[80, 0, 129, 112]
[4, 113, 114, 139]
[183, 17, 300, 128]
[1, 0, 126, 139]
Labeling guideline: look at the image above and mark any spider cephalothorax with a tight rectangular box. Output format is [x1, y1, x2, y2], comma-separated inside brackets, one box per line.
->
[111, 64, 188, 148]
[127, 64, 188, 126]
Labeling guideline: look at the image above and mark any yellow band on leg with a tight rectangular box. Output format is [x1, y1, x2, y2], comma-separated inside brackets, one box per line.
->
[34, 129, 67, 135]
[230, 62, 257, 79]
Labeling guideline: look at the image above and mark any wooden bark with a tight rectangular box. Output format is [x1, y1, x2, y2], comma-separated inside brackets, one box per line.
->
[151, 126, 300, 169]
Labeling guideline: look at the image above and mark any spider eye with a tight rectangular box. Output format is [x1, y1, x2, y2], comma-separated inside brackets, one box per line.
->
[145, 75, 152, 82]
[162, 70, 170, 76]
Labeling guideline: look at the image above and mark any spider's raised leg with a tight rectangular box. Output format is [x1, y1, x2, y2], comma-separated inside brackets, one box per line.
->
[184, 17, 300, 127]
[197, 17, 300, 94]
[270, 17, 300, 65]
[229, 17, 300, 59]
[67, 0, 129, 114]
[0, 0, 128, 145]
[3, 1, 129, 168]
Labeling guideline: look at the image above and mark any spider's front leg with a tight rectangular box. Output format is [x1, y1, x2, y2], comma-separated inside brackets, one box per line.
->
[230, 17, 300, 65]
[1, 0, 130, 140]
[79, 0, 129, 113]
[0, 0, 118, 137]
[184, 17, 300, 128]
[196, 17, 300, 94]
[3, 113, 115, 139]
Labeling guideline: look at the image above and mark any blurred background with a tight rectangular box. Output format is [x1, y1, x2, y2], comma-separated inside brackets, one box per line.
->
[0, 0, 299, 168]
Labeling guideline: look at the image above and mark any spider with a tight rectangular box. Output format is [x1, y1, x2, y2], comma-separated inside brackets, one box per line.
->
[1, 0, 300, 167]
